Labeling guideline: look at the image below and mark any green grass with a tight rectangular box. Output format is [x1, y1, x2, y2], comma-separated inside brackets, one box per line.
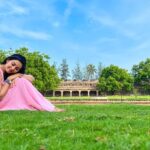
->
[0, 104, 150, 150]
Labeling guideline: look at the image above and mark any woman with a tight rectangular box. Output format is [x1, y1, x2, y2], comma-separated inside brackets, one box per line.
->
[0, 54, 63, 112]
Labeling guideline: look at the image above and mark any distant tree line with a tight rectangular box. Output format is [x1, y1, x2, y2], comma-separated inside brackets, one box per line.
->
[58, 58, 150, 95]
[58, 58, 103, 80]
[0, 47, 149, 95]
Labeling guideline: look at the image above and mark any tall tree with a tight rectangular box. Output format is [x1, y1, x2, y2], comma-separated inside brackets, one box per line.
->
[82, 67, 88, 80]
[0, 47, 60, 93]
[86, 64, 97, 80]
[59, 58, 70, 80]
[132, 58, 150, 94]
[97, 65, 134, 95]
[72, 62, 82, 80]
[96, 62, 104, 79]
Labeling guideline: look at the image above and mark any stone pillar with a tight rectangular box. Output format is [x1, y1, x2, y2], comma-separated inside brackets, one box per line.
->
[70, 91, 72, 97]
[79, 90, 81, 97]
[88, 90, 90, 97]
[53, 91, 55, 97]
[61, 91, 63, 97]
[96, 90, 99, 96]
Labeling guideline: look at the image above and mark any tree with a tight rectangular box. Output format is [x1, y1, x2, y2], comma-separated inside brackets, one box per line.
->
[96, 62, 104, 79]
[0, 47, 60, 93]
[59, 58, 70, 80]
[97, 65, 134, 95]
[72, 62, 82, 80]
[82, 67, 88, 80]
[132, 58, 150, 94]
[86, 64, 97, 80]
[0, 50, 7, 63]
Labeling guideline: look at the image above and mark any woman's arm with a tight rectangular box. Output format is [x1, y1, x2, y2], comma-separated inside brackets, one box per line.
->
[0, 81, 11, 100]
[0, 73, 23, 100]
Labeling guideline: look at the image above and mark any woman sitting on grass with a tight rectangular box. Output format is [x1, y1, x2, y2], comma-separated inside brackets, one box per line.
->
[0, 54, 63, 112]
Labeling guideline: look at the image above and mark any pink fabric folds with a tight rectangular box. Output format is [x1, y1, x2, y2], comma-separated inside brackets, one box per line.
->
[0, 69, 56, 111]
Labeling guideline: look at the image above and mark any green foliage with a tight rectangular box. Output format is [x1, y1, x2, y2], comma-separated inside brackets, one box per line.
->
[59, 58, 70, 80]
[72, 62, 82, 80]
[97, 65, 134, 95]
[97, 62, 104, 78]
[83, 64, 97, 80]
[132, 58, 150, 94]
[0, 47, 60, 92]
[0, 49, 6, 63]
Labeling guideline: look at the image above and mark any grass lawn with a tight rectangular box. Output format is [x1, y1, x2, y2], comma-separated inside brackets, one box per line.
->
[0, 104, 150, 150]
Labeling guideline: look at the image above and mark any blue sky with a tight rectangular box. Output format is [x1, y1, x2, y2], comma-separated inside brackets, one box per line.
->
[0, 0, 150, 73]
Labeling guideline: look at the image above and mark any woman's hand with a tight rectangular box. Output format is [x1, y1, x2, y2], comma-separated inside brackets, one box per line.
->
[6, 74, 35, 88]
[10, 80, 16, 88]
[7, 73, 23, 81]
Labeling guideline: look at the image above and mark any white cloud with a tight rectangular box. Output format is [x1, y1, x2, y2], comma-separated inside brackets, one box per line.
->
[125, 8, 150, 25]
[89, 12, 116, 27]
[19, 30, 52, 40]
[64, 0, 75, 20]
[0, 24, 52, 40]
[9, 3, 28, 15]
[96, 37, 118, 43]
[52, 21, 60, 28]
[133, 40, 150, 51]
[0, 1, 28, 15]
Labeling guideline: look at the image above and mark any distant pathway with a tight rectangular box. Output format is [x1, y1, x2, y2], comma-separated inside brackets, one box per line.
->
[51, 100, 150, 105]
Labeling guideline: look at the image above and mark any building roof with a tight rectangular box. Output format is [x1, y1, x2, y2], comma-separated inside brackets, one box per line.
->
[57, 80, 98, 90]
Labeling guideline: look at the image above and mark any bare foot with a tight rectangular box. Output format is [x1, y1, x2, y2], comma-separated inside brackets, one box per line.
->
[54, 108, 65, 112]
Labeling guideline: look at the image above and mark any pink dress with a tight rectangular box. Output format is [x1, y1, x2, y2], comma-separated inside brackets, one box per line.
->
[0, 69, 56, 111]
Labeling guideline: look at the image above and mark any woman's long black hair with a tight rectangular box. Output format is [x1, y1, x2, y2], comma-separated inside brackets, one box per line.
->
[2, 54, 26, 80]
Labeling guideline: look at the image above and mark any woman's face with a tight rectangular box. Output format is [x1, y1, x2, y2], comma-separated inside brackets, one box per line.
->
[5, 60, 22, 74]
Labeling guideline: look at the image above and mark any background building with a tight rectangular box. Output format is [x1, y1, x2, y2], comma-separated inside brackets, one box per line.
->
[47, 80, 99, 97]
